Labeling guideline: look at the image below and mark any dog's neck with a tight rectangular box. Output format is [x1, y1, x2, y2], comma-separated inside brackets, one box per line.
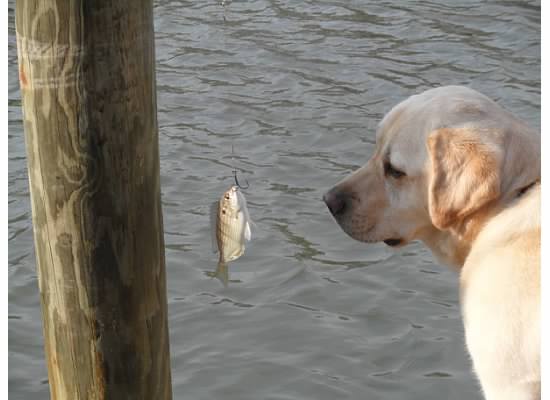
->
[419, 181, 540, 269]
[417, 202, 498, 268]
[419, 227, 472, 269]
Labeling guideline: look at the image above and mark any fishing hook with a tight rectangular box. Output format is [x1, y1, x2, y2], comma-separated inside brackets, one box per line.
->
[231, 144, 249, 189]
[233, 170, 249, 189]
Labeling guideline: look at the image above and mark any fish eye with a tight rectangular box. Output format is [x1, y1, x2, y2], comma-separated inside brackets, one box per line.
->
[384, 161, 406, 179]
[224, 194, 230, 200]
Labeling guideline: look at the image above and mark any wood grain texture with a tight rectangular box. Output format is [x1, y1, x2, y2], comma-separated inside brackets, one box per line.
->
[16, 1, 173, 399]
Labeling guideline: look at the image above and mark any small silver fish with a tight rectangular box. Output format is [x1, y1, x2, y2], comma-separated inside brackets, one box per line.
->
[209, 185, 252, 286]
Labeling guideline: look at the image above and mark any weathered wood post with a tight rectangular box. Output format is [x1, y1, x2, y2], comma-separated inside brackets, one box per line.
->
[16, 1, 172, 399]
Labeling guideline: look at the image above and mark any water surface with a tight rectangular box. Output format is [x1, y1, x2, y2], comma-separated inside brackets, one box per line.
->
[8, 1, 540, 399]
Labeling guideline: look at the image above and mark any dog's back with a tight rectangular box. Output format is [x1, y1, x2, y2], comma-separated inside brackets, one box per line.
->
[460, 184, 540, 400]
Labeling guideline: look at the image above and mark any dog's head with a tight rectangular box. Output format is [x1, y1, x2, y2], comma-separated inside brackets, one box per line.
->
[323, 86, 539, 252]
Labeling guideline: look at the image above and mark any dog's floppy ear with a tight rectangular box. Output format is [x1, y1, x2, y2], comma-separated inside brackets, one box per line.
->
[427, 127, 502, 230]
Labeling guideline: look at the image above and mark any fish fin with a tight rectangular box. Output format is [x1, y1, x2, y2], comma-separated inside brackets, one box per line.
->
[206, 261, 229, 287]
[244, 221, 251, 241]
[210, 201, 219, 253]
[236, 190, 253, 240]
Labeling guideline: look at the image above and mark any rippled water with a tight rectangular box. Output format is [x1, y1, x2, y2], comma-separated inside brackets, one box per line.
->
[8, 1, 540, 399]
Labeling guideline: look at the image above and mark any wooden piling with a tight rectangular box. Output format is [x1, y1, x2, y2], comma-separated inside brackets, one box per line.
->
[16, 1, 172, 399]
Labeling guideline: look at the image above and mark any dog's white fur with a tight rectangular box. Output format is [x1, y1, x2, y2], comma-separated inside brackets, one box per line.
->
[326, 86, 540, 399]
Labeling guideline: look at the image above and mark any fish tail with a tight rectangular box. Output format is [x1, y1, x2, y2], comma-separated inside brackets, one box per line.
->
[210, 261, 229, 287]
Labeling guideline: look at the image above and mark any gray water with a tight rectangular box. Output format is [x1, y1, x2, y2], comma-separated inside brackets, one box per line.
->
[8, 1, 540, 399]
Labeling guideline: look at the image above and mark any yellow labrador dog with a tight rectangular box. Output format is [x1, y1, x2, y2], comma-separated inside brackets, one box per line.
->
[324, 86, 540, 400]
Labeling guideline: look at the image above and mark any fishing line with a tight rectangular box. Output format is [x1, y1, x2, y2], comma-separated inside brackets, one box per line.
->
[231, 144, 249, 189]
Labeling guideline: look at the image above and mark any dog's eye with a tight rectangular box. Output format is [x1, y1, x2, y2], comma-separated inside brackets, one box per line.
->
[384, 162, 406, 179]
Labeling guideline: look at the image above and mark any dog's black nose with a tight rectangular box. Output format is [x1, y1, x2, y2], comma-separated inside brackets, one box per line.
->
[323, 190, 348, 217]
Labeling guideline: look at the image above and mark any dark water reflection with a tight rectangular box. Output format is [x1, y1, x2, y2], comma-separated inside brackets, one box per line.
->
[9, 0, 539, 399]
